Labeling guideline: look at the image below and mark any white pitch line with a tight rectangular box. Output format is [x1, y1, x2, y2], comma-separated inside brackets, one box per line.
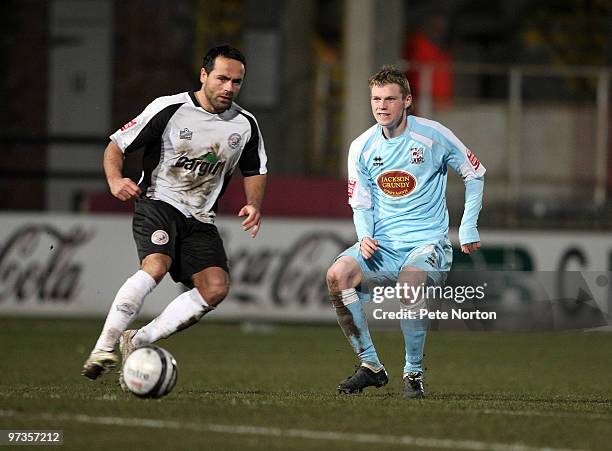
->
[0, 409, 583, 451]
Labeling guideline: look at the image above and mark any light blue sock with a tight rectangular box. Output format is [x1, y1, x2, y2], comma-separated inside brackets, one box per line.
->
[400, 316, 429, 374]
[333, 289, 382, 370]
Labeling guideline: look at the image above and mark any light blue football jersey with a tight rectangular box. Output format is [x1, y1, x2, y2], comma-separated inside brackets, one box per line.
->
[347, 115, 485, 247]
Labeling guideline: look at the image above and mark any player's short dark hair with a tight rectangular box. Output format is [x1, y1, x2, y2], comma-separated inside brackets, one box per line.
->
[368, 65, 411, 98]
[369, 65, 414, 114]
[202, 45, 246, 74]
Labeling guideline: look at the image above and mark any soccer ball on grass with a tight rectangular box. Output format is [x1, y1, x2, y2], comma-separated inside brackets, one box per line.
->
[122, 346, 178, 398]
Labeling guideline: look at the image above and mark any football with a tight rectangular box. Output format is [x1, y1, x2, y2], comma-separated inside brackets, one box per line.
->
[122, 346, 178, 398]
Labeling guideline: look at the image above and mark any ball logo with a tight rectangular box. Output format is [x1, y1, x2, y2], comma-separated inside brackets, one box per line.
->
[376, 170, 417, 198]
[228, 133, 242, 149]
[151, 230, 169, 245]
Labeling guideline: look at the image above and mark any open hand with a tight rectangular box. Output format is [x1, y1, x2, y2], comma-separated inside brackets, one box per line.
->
[238, 205, 261, 238]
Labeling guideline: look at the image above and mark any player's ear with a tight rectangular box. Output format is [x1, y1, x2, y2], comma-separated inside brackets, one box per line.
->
[404, 94, 412, 109]
[200, 67, 208, 84]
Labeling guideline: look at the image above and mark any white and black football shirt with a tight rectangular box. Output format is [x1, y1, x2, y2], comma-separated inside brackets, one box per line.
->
[110, 91, 267, 223]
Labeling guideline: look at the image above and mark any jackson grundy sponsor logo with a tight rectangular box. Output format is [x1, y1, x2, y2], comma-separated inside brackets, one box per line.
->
[376, 170, 417, 198]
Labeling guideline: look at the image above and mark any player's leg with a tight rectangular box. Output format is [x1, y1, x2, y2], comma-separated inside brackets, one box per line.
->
[119, 267, 225, 392]
[131, 266, 228, 346]
[327, 253, 388, 393]
[397, 266, 428, 399]
[97, 254, 169, 346]
[82, 199, 175, 380]
[398, 240, 452, 399]
[328, 256, 381, 369]
[82, 255, 169, 380]
[129, 220, 228, 347]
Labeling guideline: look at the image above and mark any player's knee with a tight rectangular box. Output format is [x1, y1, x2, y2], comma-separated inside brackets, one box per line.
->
[198, 283, 229, 307]
[326, 265, 347, 291]
[146, 268, 167, 283]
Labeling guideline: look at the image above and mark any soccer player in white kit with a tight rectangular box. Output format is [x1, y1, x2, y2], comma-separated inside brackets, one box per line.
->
[82, 45, 267, 388]
[327, 66, 485, 398]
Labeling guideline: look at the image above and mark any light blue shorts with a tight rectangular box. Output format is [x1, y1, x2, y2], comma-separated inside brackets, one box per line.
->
[336, 237, 453, 301]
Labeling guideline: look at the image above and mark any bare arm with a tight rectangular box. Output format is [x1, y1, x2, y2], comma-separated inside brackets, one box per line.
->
[238, 174, 267, 238]
[103, 140, 141, 201]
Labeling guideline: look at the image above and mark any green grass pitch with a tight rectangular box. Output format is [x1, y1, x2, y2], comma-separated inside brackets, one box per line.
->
[1, 317, 611, 450]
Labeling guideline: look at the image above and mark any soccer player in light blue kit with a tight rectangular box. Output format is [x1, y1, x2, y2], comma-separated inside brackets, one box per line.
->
[327, 66, 485, 398]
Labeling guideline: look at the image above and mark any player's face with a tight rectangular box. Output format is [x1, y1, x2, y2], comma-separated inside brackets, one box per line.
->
[370, 83, 412, 131]
[200, 56, 245, 113]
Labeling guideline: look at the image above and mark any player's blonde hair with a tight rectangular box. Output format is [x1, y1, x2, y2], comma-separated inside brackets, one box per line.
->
[368, 65, 411, 98]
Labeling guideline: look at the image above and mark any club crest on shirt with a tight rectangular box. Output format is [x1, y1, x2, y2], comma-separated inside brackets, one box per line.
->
[373, 156, 383, 167]
[410, 147, 424, 164]
[151, 230, 169, 245]
[376, 170, 417, 198]
[228, 133, 242, 149]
